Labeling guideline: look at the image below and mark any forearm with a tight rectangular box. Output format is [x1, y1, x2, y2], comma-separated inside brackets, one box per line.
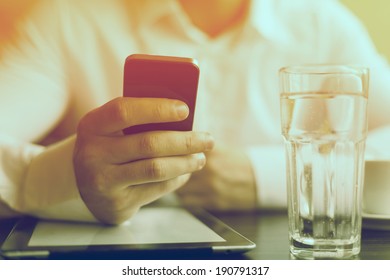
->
[0, 134, 96, 222]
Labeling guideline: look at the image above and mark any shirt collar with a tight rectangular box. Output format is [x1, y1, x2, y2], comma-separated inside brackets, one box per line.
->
[136, 0, 182, 27]
[248, 0, 292, 45]
[136, 0, 292, 44]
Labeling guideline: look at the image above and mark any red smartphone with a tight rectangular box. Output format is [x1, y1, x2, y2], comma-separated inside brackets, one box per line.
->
[123, 54, 200, 135]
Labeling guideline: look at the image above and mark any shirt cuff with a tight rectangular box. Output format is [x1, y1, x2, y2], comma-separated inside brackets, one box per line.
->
[246, 145, 287, 209]
[365, 126, 390, 160]
[22, 135, 97, 222]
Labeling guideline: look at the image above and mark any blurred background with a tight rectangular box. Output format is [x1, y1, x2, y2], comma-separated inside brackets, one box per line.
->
[0, 0, 390, 60]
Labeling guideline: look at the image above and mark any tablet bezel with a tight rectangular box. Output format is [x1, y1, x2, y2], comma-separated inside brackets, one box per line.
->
[0, 207, 255, 259]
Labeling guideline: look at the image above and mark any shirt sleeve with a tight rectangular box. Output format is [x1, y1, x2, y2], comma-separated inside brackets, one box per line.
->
[246, 146, 287, 209]
[316, 0, 390, 130]
[0, 1, 96, 222]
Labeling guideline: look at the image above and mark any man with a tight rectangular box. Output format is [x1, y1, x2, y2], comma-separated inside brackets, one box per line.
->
[1, 0, 389, 224]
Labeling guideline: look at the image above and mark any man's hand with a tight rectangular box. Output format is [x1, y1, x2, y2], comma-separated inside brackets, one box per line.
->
[177, 143, 257, 211]
[73, 97, 214, 224]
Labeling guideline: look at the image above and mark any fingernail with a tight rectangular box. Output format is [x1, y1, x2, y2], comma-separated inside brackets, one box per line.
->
[204, 133, 215, 151]
[175, 102, 189, 119]
[197, 153, 206, 169]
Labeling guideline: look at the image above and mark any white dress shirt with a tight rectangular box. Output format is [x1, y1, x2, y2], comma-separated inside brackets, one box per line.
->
[1, 0, 390, 221]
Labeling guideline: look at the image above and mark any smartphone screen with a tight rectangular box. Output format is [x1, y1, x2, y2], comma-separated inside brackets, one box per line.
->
[123, 54, 200, 135]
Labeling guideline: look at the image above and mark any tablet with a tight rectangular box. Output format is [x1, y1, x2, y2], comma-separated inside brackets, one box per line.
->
[0, 207, 255, 259]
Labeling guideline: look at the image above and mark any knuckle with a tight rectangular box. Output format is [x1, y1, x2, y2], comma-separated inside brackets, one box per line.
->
[138, 134, 159, 155]
[88, 169, 110, 193]
[76, 113, 91, 135]
[75, 161, 110, 195]
[145, 159, 166, 179]
[184, 134, 194, 150]
[111, 98, 130, 124]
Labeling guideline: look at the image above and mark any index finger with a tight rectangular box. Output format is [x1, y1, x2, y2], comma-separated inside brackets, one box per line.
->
[79, 97, 189, 135]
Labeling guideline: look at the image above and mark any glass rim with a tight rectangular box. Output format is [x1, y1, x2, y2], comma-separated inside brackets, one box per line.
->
[279, 64, 369, 75]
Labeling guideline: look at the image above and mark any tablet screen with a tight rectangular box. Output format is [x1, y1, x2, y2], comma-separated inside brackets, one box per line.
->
[29, 207, 225, 247]
[1, 207, 255, 259]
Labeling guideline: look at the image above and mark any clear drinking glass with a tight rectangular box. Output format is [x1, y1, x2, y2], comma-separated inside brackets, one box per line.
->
[279, 65, 369, 259]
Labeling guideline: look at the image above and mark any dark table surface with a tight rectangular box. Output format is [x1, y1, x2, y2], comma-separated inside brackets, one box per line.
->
[215, 210, 390, 260]
[1, 210, 390, 260]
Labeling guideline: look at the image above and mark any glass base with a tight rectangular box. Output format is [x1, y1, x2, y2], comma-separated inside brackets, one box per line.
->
[290, 238, 360, 259]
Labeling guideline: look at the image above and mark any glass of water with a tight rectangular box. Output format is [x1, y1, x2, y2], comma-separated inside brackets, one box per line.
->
[279, 65, 369, 259]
